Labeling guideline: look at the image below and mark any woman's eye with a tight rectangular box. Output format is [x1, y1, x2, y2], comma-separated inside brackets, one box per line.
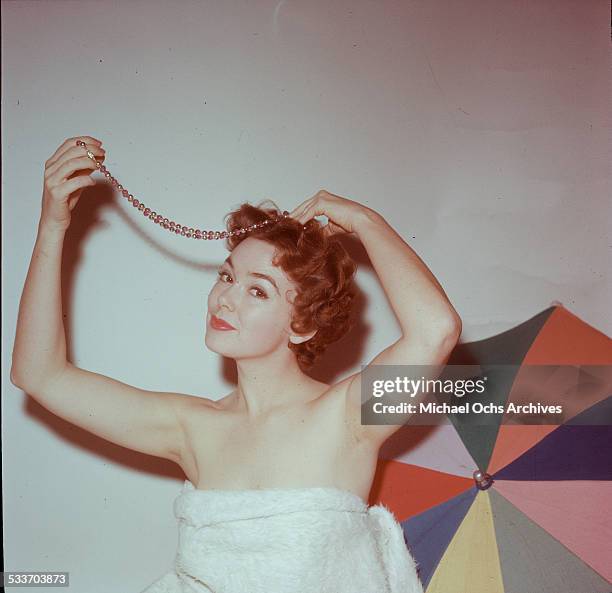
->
[218, 271, 266, 299]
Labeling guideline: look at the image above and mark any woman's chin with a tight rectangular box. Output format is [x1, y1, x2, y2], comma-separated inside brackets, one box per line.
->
[205, 332, 233, 353]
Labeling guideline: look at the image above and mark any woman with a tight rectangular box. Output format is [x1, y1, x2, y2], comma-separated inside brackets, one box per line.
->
[11, 136, 462, 593]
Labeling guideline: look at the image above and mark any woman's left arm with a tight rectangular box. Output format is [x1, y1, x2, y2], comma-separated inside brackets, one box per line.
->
[291, 190, 462, 444]
[354, 205, 461, 341]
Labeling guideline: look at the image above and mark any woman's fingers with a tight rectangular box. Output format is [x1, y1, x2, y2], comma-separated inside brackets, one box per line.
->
[62, 174, 97, 200]
[291, 197, 319, 223]
[47, 137, 99, 164]
[289, 200, 309, 220]
[46, 154, 101, 185]
[40, 138, 103, 231]
[46, 136, 103, 168]
[46, 145, 105, 179]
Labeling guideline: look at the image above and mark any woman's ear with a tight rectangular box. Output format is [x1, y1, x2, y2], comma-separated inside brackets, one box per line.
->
[289, 329, 317, 344]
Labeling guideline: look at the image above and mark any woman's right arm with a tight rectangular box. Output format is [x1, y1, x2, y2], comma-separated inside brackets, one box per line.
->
[11, 220, 70, 390]
[10, 136, 198, 465]
[11, 135, 101, 390]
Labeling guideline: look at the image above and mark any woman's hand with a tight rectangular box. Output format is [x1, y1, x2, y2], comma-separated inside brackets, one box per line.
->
[40, 136, 106, 231]
[289, 189, 373, 237]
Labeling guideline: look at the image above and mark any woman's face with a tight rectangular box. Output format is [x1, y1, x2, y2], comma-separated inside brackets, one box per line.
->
[205, 237, 301, 359]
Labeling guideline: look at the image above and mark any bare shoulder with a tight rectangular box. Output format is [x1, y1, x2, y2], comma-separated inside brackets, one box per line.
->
[316, 373, 367, 443]
[327, 331, 459, 449]
[175, 392, 226, 420]
[173, 392, 228, 478]
[172, 392, 227, 451]
[320, 370, 401, 449]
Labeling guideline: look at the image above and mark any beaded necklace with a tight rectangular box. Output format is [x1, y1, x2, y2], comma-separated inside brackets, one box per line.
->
[76, 139, 290, 240]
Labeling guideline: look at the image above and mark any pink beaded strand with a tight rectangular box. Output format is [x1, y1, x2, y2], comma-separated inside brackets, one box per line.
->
[76, 139, 290, 240]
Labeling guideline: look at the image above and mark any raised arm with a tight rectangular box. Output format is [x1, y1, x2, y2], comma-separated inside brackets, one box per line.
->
[345, 204, 461, 440]
[290, 190, 462, 446]
[10, 136, 194, 464]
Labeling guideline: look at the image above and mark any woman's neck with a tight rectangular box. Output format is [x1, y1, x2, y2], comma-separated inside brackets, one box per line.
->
[231, 354, 322, 418]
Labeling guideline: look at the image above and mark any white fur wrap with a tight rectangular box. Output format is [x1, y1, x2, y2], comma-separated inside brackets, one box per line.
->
[140, 479, 423, 593]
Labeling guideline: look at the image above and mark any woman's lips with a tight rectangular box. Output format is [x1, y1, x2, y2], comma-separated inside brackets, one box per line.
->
[210, 314, 236, 331]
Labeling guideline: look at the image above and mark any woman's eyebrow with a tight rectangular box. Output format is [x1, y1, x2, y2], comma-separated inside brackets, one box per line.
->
[223, 256, 280, 294]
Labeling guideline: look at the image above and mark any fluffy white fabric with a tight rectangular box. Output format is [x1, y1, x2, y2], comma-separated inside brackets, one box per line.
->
[140, 479, 423, 593]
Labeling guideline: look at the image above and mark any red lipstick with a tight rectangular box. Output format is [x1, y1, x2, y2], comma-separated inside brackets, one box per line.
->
[210, 314, 236, 331]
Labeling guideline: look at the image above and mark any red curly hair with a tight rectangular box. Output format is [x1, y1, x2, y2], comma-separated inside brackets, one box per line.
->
[223, 200, 357, 370]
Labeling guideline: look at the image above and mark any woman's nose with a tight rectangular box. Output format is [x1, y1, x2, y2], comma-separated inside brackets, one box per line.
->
[217, 285, 236, 310]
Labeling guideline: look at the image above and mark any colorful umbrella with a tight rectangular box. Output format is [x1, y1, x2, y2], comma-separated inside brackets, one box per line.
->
[368, 304, 612, 592]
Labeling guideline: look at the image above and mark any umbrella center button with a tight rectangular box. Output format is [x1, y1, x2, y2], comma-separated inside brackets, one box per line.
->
[473, 470, 494, 490]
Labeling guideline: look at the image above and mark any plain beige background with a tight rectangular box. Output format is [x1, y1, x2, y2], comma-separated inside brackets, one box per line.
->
[2, 1, 610, 591]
